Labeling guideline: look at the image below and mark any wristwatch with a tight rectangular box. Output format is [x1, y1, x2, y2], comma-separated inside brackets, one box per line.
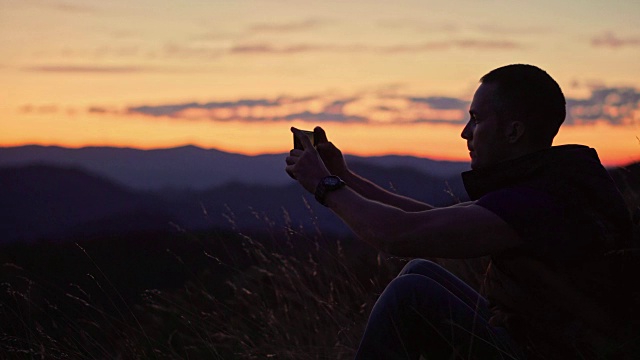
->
[315, 175, 346, 206]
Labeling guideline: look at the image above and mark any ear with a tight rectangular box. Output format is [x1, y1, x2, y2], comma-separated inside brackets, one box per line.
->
[505, 121, 525, 144]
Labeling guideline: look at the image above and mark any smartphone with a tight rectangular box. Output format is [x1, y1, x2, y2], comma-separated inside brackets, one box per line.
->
[293, 130, 315, 150]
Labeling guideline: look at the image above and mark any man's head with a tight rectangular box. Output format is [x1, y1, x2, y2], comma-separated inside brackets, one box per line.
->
[461, 64, 566, 169]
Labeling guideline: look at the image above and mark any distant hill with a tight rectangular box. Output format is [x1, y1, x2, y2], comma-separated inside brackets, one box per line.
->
[0, 165, 173, 242]
[0, 160, 467, 243]
[167, 163, 467, 235]
[0, 145, 470, 191]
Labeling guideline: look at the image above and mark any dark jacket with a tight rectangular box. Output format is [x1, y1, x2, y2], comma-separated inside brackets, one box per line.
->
[462, 145, 637, 359]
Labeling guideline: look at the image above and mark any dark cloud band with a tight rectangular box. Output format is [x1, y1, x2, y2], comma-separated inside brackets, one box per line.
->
[93, 87, 640, 127]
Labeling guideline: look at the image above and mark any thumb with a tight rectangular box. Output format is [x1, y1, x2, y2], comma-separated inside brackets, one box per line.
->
[314, 126, 328, 145]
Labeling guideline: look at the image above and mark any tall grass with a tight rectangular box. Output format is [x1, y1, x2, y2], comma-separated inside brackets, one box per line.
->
[137, 220, 403, 359]
[1, 202, 412, 359]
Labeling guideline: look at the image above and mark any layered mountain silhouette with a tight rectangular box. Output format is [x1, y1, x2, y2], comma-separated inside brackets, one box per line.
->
[0, 165, 173, 242]
[0, 145, 469, 190]
[0, 146, 471, 243]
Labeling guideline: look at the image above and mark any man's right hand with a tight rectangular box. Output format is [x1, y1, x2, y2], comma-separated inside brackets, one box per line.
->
[314, 126, 350, 179]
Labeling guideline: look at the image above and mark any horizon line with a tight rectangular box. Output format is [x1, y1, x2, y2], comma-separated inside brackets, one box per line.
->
[0, 142, 469, 161]
[1, 142, 637, 167]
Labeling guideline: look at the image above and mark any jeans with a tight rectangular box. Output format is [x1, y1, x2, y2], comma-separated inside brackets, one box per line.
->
[355, 259, 524, 360]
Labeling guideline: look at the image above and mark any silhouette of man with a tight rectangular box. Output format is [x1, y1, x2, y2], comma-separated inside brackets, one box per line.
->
[285, 64, 636, 359]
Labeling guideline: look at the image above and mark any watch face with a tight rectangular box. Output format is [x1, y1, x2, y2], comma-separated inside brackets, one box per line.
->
[316, 176, 345, 206]
[324, 177, 340, 186]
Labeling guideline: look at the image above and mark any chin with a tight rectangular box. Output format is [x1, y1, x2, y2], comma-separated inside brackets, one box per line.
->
[470, 159, 489, 170]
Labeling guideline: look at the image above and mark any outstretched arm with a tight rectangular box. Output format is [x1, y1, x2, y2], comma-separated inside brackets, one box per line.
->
[286, 127, 522, 259]
[322, 186, 520, 258]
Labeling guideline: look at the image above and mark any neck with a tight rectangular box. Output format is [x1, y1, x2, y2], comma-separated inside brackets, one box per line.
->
[508, 142, 551, 162]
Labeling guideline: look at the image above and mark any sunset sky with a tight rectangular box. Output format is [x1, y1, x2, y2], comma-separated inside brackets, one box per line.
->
[2, 0, 639, 165]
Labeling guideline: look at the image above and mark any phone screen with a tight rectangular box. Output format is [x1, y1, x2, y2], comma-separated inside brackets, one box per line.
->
[293, 130, 315, 150]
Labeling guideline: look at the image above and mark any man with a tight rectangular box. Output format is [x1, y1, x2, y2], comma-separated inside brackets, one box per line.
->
[285, 64, 636, 359]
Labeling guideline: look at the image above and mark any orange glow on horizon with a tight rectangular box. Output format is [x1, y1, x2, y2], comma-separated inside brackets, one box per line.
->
[2, 111, 637, 167]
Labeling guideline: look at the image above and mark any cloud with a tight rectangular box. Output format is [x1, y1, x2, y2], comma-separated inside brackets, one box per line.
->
[323, 98, 359, 114]
[21, 0, 98, 13]
[125, 95, 367, 124]
[473, 24, 550, 35]
[229, 39, 521, 55]
[229, 43, 332, 55]
[565, 87, 640, 126]
[194, 18, 329, 42]
[407, 96, 468, 110]
[281, 111, 367, 123]
[376, 19, 459, 33]
[21, 64, 202, 74]
[23, 65, 146, 73]
[128, 98, 305, 117]
[20, 104, 59, 114]
[453, 40, 520, 50]
[45, 37, 519, 64]
[102, 87, 640, 127]
[36, 43, 222, 62]
[376, 19, 549, 36]
[377, 42, 450, 53]
[247, 19, 326, 33]
[88, 106, 118, 114]
[163, 43, 223, 59]
[410, 118, 468, 125]
[591, 32, 640, 48]
[123, 91, 469, 125]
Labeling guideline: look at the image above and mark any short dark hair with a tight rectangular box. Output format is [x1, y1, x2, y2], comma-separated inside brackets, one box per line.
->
[480, 64, 566, 145]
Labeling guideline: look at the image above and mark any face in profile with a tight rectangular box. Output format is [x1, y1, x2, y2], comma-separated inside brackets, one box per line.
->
[461, 83, 512, 170]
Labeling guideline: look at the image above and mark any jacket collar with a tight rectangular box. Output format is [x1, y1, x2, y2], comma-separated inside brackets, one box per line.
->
[462, 145, 597, 200]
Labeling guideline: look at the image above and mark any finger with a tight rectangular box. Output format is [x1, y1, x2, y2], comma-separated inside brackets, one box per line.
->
[285, 164, 297, 179]
[314, 126, 328, 144]
[285, 156, 297, 165]
[289, 149, 303, 157]
[291, 127, 313, 150]
[316, 141, 338, 153]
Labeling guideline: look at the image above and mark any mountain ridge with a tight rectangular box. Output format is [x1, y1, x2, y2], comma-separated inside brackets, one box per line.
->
[0, 144, 470, 191]
[0, 160, 467, 243]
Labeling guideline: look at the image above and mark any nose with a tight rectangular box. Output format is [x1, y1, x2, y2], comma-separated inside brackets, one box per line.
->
[461, 120, 473, 140]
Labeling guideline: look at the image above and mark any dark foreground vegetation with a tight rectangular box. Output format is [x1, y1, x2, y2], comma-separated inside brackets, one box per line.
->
[0, 219, 416, 359]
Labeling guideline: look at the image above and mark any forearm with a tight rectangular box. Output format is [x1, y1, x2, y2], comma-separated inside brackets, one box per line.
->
[322, 185, 446, 258]
[323, 190, 462, 258]
[341, 170, 434, 212]
[323, 185, 407, 253]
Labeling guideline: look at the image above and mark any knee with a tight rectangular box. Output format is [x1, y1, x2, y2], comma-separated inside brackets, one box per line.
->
[399, 259, 442, 277]
[371, 275, 455, 326]
[382, 274, 448, 306]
